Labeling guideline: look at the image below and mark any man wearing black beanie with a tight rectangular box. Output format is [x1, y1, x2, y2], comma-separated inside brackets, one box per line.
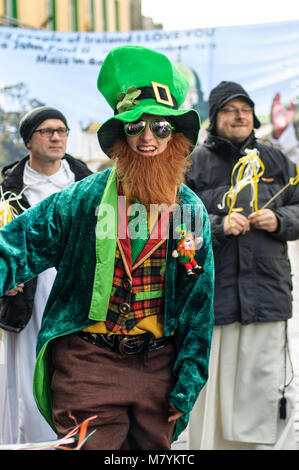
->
[186, 81, 299, 450]
[0, 106, 92, 445]
[207, 81, 261, 133]
[19, 106, 69, 146]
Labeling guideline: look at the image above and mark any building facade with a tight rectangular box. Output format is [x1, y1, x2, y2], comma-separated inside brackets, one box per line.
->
[0, 0, 160, 31]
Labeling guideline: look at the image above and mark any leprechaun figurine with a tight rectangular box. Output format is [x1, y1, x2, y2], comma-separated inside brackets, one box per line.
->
[172, 224, 204, 279]
[0, 45, 214, 450]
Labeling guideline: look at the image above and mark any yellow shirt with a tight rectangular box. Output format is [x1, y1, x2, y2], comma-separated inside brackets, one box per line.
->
[83, 313, 164, 338]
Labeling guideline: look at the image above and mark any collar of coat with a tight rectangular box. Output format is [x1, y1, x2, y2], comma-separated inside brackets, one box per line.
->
[1, 154, 92, 213]
[205, 130, 257, 158]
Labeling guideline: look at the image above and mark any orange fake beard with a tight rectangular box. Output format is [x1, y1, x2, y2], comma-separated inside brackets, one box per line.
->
[109, 133, 193, 208]
[176, 244, 195, 258]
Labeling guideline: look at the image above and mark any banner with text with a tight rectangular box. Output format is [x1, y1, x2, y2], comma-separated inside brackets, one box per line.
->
[0, 20, 299, 164]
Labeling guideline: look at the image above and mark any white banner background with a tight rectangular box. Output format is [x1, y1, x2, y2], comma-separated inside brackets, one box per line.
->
[0, 20, 299, 162]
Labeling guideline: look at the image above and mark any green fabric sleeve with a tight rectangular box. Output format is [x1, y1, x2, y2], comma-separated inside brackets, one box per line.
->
[168, 201, 215, 441]
[0, 191, 67, 296]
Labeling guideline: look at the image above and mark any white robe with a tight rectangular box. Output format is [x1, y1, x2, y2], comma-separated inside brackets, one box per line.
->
[188, 321, 297, 450]
[0, 160, 75, 445]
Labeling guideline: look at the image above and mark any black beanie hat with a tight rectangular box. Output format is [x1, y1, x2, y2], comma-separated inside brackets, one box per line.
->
[207, 81, 261, 132]
[19, 106, 68, 144]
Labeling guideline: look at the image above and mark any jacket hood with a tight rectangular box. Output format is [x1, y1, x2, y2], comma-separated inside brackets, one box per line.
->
[207, 81, 261, 132]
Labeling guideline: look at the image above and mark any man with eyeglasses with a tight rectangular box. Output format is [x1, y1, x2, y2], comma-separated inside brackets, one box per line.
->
[186, 81, 299, 449]
[0, 106, 92, 446]
[0, 46, 214, 450]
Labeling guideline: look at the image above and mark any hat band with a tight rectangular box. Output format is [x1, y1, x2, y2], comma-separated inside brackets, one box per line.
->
[114, 86, 178, 115]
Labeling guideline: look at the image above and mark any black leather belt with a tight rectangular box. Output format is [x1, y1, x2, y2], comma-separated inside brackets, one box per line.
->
[76, 331, 173, 355]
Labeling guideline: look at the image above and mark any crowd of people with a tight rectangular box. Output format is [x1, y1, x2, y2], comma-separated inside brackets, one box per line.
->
[0, 43, 298, 450]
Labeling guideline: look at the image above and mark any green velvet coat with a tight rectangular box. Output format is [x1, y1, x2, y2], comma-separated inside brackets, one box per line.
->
[0, 167, 214, 442]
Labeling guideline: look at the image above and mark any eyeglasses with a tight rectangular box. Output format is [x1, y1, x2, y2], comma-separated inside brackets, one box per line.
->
[32, 127, 69, 138]
[124, 120, 175, 140]
[219, 107, 253, 115]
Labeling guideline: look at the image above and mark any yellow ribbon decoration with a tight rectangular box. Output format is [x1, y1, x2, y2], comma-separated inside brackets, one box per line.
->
[0, 186, 25, 228]
[0, 202, 17, 228]
[289, 164, 299, 186]
[218, 148, 265, 226]
[261, 164, 299, 210]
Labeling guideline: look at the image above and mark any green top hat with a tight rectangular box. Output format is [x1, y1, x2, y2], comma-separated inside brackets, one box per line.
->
[96, 45, 200, 156]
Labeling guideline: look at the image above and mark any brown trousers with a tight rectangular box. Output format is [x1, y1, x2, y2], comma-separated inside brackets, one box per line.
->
[51, 333, 176, 450]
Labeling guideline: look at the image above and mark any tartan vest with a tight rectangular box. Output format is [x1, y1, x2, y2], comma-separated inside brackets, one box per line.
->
[105, 240, 167, 334]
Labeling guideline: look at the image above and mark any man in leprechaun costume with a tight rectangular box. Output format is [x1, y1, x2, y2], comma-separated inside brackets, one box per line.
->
[0, 45, 214, 450]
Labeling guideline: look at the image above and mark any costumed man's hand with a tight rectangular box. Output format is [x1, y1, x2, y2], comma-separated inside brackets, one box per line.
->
[4, 284, 24, 296]
[248, 209, 278, 232]
[168, 404, 184, 422]
[223, 213, 250, 236]
[271, 92, 295, 139]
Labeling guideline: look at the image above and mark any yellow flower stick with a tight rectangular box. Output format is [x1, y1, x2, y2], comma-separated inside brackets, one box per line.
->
[261, 165, 299, 210]
[218, 148, 265, 226]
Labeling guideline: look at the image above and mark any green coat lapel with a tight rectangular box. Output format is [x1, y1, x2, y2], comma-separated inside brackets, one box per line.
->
[88, 168, 118, 321]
